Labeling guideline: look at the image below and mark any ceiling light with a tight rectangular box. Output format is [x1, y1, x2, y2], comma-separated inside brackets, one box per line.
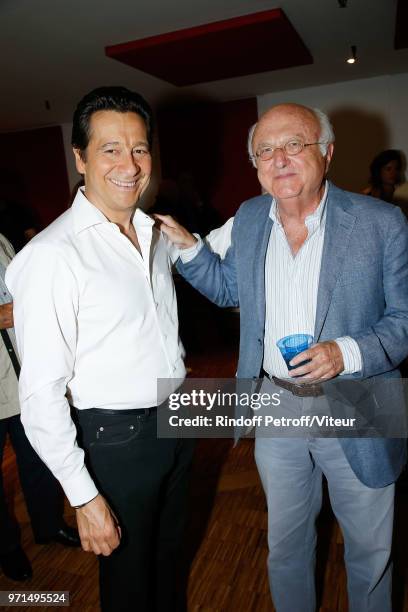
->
[346, 45, 357, 64]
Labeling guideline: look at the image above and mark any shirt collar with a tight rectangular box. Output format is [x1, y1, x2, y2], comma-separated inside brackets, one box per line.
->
[269, 180, 328, 232]
[72, 187, 154, 234]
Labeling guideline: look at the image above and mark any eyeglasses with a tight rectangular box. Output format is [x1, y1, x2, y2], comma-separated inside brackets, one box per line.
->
[253, 139, 327, 162]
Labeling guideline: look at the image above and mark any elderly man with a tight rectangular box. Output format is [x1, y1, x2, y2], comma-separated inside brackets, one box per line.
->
[157, 103, 408, 612]
[6, 87, 194, 612]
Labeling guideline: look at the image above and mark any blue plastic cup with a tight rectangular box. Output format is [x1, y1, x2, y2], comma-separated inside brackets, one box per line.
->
[276, 334, 314, 371]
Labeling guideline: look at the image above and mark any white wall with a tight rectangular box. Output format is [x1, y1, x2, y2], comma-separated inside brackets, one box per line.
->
[257, 73, 408, 192]
[60, 73, 408, 202]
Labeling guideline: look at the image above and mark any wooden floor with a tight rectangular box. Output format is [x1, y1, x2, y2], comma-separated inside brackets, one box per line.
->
[1, 311, 408, 611]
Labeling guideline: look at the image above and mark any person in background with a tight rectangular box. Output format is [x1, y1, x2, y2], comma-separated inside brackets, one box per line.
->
[362, 149, 403, 203]
[150, 173, 221, 236]
[0, 199, 38, 252]
[393, 180, 408, 217]
[0, 232, 79, 582]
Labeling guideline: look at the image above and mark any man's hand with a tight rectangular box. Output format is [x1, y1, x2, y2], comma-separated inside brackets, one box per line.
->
[289, 340, 344, 382]
[75, 494, 121, 556]
[0, 303, 14, 329]
[154, 214, 197, 249]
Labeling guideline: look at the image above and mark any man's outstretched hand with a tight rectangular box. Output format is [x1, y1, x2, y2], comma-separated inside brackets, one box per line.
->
[154, 214, 197, 249]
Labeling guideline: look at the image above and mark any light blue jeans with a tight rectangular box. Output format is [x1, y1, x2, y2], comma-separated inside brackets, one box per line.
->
[254, 393, 394, 612]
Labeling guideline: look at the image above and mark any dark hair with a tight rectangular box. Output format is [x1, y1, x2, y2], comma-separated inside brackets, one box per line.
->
[369, 149, 402, 188]
[71, 86, 154, 154]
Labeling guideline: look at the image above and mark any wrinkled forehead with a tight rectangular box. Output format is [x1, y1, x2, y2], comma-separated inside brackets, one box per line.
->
[253, 107, 320, 147]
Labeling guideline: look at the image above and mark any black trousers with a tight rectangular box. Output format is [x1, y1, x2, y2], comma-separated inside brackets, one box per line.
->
[74, 408, 195, 612]
[0, 414, 64, 554]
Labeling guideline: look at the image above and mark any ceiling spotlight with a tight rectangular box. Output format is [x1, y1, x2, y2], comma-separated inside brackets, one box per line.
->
[346, 45, 357, 64]
[338, 0, 348, 6]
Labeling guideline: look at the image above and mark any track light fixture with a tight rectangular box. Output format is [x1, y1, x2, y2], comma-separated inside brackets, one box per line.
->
[346, 45, 357, 64]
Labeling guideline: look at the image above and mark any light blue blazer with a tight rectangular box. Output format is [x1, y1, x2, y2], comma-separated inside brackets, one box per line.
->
[177, 182, 408, 487]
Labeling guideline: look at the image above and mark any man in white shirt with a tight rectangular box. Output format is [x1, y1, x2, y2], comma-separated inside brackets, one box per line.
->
[157, 104, 408, 612]
[6, 87, 194, 612]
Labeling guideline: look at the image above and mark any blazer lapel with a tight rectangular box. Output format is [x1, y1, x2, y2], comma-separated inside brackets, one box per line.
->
[254, 204, 273, 328]
[314, 185, 357, 341]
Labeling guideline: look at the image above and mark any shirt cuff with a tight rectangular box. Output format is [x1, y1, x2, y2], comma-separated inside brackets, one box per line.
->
[60, 464, 99, 507]
[179, 235, 203, 263]
[335, 336, 363, 375]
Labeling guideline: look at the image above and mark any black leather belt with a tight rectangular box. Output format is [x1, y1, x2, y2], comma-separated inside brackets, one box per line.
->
[264, 372, 324, 397]
[74, 406, 158, 416]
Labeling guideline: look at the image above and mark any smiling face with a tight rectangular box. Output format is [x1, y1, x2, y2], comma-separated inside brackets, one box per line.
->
[73, 110, 151, 221]
[251, 104, 333, 208]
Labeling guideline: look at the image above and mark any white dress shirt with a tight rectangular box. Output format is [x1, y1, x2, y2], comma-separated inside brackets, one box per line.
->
[6, 189, 186, 505]
[180, 183, 362, 377]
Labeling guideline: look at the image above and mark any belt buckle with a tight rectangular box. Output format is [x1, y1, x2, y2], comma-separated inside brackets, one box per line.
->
[272, 376, 323, 398]
[296, 382, 323, 398]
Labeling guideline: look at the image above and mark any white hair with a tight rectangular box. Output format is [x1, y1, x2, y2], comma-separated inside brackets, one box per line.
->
[312, 107, 335, 155]
[247, 106, 335, 166]
[247, 123, 257, 167]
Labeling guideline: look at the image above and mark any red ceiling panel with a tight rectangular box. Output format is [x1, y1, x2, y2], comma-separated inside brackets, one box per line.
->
[105, 9, 313, 86]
